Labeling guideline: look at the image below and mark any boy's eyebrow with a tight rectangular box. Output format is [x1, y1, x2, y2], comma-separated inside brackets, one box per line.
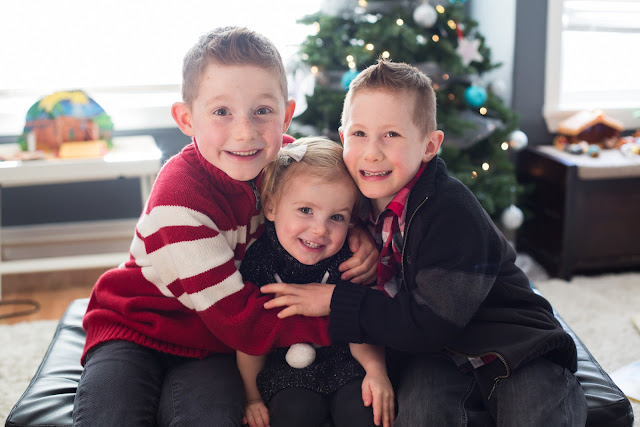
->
[203, 92, 282, 107]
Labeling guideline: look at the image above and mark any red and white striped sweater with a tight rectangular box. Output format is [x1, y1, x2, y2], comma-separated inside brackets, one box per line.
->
[81, 136, 330, 364]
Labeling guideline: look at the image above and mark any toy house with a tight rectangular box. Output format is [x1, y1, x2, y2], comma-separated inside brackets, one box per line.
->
[19, 90, 113, 157]
[556, 109, 623, 148]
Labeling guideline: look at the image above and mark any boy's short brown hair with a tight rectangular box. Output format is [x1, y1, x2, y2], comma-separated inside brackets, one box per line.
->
[341, 59, 437, 136]
[181, 26, 288, 105]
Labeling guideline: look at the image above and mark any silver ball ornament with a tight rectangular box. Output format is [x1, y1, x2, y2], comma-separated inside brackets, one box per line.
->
[508, 130, 528, 151]
[501, 205, 524, 230]
[489, 79, 507, 98]
[413, 3, 438, 28]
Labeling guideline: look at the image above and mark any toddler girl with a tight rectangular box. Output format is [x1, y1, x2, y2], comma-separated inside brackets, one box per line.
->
[237, 137, 394, 427]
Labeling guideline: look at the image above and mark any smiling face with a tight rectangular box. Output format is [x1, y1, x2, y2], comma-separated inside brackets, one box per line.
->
[340, 88, 443, 216]
[172, 63, 295, 181]
[264, 173, 358, 265]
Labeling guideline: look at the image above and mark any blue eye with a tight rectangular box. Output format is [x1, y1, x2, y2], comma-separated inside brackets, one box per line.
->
[213, 108, 230, 116]
[256, 107, 272, 115]
[331, 214, 345, 222]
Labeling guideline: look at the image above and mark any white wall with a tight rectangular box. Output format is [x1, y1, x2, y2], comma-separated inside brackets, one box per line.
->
[470, 0, 517, 107]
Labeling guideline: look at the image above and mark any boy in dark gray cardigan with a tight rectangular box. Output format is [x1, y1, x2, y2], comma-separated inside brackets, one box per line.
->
[263, 59, 588, 426]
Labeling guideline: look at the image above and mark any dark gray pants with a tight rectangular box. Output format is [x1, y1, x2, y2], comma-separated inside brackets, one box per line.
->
[73, 340, 245, 426]
[393, 353, 588, 427]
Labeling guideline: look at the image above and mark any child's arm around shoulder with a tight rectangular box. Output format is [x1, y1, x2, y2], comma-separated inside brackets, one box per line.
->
[137, 152, 331, 354]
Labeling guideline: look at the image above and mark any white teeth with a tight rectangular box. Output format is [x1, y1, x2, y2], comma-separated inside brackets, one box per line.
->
[362, 170, 390, 177]
[302, 239, 323, 249]
[229, 150, 258, 156]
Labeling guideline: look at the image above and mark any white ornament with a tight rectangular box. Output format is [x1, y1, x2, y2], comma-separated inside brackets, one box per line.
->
[489, 79, 507, 99]
[456, 37, 483, 66]
[501, 205, 524, 230]
[285, 343, 316, 369]
[413, 3, 438, 28]
[508, 130, 529, 151]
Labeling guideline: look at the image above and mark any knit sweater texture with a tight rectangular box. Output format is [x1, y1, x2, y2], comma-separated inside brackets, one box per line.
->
[329, 157, 577, 388]
[81, 137, 330, 364]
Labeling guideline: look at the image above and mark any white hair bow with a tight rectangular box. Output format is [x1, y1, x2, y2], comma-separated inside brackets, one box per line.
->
[281, 143, 307, 163]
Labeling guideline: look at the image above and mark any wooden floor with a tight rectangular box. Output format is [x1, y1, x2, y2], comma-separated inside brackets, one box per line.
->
[0, 268, 104, 325]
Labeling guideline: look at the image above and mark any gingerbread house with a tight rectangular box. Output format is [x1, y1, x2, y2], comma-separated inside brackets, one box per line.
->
[556, 110, 623, 148]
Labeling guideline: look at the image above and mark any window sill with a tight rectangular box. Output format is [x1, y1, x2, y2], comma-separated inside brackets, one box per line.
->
[543, 105, 640, 133]
[0, 88, 180, 137]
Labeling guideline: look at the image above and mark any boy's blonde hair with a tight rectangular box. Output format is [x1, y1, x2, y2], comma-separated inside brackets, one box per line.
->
[341, 59, 437, 136]
[181, 26, 288, 105]
[261, 137, 360, 213]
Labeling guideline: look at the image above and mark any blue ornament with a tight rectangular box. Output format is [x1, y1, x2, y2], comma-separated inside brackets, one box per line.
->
[341, 69, 360, 90]
[450, 0, 467, 3]
[464, 85, 487, 108]
[587, 144, 601, 158]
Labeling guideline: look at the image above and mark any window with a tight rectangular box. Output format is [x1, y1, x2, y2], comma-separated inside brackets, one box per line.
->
[0, 0, 322, 136]
[544, 0, 640, 131]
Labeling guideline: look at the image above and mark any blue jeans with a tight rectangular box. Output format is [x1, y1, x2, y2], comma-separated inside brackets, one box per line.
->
[393, 353, 587, 427]
[73, 340, 245, 426]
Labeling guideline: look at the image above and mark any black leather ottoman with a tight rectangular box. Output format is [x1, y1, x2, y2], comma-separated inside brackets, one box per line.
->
[5, 298, 635, 427]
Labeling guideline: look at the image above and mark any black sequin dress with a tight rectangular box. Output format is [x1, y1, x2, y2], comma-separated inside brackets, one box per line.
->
[239, 221, 365, 402]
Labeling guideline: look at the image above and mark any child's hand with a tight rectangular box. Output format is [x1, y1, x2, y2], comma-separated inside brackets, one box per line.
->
[243, 399, 270, 427]
[361, 371, 395, 427]
[340, 226, 379, 284]
[262, 282, 335, 318]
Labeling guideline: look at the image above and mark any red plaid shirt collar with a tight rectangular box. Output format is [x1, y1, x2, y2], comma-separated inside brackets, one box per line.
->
[368, 163, 426, 297]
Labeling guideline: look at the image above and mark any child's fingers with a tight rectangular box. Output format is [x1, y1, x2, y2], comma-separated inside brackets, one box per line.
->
[276, 305, 299, 319]
[372, 393, 382, 426]
[347, 232, 361, 253]
[383, 394, 395, 427]
[361, 382, 373, 407]
[259, 402, 270, 427]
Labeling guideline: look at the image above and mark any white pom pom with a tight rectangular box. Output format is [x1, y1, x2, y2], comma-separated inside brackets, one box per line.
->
[413, 3, 438, 28]
[501, 205, 524, 230]
[285, 343, 316, 369]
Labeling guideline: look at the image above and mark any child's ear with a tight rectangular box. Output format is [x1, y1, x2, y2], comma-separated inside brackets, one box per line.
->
[171, 102, 195, 137]
[282, 99, 296, 133]
[263, 198, 276, 221]
[338, 127, 345, 144]
[423, 130, 444, 162]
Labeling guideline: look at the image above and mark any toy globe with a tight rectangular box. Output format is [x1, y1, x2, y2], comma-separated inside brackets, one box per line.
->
[19, 90, 113, 157]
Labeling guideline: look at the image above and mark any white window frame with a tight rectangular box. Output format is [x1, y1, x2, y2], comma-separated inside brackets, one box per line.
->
[0, 1, 321, 137]
[544, 0, 640, 132]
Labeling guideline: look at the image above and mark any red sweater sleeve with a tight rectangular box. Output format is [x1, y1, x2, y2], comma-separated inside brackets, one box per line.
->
[130, 144, 331, 355]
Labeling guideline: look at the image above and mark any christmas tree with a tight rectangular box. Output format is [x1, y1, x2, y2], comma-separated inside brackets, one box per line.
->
[289, 0, 528, 228]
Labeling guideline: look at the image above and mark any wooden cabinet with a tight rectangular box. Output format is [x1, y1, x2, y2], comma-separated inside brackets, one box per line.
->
[516, 146, 640, 280]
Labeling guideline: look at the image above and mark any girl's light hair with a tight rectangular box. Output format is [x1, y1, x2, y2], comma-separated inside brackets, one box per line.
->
[181, 26, 288, 106]
[261, 137, 360, 213]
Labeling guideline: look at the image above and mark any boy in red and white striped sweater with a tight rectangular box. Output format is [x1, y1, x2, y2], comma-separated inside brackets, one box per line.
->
[73, 27, 376, 426]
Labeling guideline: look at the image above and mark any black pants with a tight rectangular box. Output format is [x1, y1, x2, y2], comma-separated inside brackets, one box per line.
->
[73, 340, 245, 426]
[267, 378, 375, 427]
